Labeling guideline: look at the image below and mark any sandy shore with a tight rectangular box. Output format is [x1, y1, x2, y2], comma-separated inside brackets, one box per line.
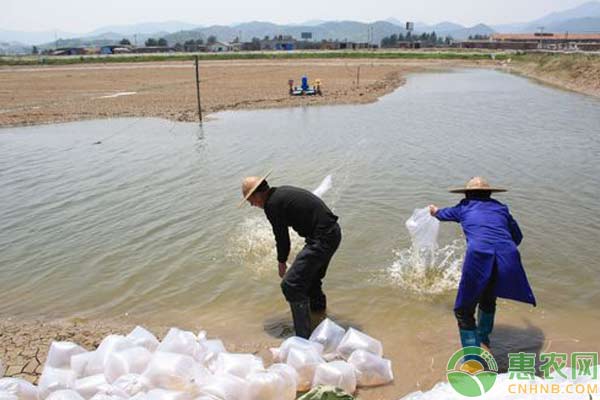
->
[0, 58, 500, 127]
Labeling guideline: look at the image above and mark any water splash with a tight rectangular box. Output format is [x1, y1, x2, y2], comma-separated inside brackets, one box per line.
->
[227, 215, 304, 275]
[228, 175, 334, 275]
[386, 239, 464, 296]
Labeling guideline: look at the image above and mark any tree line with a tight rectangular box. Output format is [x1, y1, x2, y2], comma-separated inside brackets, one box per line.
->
[380, 31, 453, 47]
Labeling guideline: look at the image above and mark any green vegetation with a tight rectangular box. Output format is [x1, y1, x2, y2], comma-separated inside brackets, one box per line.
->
[380, 32, 453, 47]
[0, 50, 510, 66]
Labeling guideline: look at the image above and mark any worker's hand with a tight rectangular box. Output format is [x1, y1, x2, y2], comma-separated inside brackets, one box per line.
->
[278, 262, 287, 278]
[429, 204, 438, 216]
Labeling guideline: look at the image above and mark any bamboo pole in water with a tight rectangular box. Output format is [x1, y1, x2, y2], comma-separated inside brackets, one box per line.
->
[195, 55, 203, 124]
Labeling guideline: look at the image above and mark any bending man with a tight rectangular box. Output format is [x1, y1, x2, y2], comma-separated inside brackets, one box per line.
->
[240, 172, 342, 338]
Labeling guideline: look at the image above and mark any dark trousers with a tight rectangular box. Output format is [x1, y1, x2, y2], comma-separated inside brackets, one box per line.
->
[280, 223, 342, 305]
[455, 268, 497, 330]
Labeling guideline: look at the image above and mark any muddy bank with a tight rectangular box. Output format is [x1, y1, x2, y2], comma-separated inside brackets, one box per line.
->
[508, 53, 600, 98]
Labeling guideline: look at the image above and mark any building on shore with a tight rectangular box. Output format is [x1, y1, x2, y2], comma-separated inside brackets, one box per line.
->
[259, 36, 297, 50]
[207, 41, 237, 52]
[51, 47, 87, 56]
[100, 45, 133, 54]
[461, 33, 600, 50]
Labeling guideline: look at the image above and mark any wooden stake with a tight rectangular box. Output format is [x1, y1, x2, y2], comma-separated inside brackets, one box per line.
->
[195, 55, 203, 123]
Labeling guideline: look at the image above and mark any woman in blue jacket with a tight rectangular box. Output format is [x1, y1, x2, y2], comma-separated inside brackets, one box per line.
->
[429, 177, 536, 349]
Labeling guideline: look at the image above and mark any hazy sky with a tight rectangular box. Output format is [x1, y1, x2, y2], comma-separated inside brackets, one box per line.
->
[1, 0, 590, 32]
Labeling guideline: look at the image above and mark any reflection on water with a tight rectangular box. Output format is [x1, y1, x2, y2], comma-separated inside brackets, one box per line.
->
[0, 70, 599, 351]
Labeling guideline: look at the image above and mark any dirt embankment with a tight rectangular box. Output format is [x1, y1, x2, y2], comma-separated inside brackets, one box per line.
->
[1, 56, 597, 128]
[508, 53, 600, 98]
[0, 58, 503, 127]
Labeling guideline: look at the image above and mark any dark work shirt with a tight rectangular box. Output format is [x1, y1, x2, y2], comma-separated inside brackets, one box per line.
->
[264, 186, 338, 263]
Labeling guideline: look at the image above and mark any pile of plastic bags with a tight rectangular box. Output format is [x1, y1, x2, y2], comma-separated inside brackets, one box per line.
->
[0, 318, 393, 400]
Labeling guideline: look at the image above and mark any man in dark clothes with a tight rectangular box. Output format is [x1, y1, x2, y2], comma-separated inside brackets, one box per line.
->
[240, 172, 342, 338]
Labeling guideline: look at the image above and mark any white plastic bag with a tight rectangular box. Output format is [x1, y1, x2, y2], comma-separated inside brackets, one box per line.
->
[146, 389, 193, 400]
[312, 361, 357, 394]
[285, 347, 324, 391]
[309, 319, 345, 357]
[197, 373, 248, 400]
[214, 353, 264, 379]
[312, 175, 333, 198]
[156, 329, 200, 361]
[74, 374, 107, 399]
[336, 328, 383, 360]
[46, 390, 85, 400]
[0, 391, 17, 400]
[270, 337, 324, 363]
[405, 207, 440, 250]
[127, 327, 160, 353]
[46, 342, 87, 369]
[112, 374, 151, 397]
[105, 346, 152, 383]
[267, 364, 298, 400]
[0, 378, 39, 400]
[142, 352, 198, 391]
[347, 349, 393, 387]
[246, 371, 287, 400]
[89, 395, 126, 400]
[85, 336, 135, 376]
[71, 352, 94, 378]
[197, 339, 226, 369]
[38, 367, 76, 399]
[94, 383, 129, 399]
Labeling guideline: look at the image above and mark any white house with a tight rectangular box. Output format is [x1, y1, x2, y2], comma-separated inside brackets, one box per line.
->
[207, 41, 232, 52]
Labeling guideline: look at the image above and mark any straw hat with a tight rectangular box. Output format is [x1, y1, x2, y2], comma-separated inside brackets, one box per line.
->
[449, 176, 507, 193]
[238, 170, 272, 207]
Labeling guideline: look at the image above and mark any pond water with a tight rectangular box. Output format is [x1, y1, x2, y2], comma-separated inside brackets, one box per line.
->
[1, 69, 599, 397]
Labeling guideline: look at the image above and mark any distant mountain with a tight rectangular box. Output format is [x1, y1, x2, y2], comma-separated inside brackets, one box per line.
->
[385, 18, 404, 27]
[531, 1, 600, 26]
[293, 20, 330, 27]
[86, 21, 199, 36]
[7, 1, 600, 48]
[546, 17, 600, 33]
[164, 20, 413, 44]
[493, 1, 600, 32]
[491, 22, 531, 33]
[448, 24, 496, 39]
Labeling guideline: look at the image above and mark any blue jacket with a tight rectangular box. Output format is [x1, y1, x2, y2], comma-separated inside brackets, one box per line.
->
[436, 198, 536, 310]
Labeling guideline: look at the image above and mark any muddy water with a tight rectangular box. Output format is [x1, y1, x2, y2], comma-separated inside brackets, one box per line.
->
[1, 69, 599, 398]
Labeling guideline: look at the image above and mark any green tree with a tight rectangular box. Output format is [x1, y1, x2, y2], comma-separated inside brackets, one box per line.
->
[195, 38, 204, 45]
[120, 38, 131, 45]
[174, 42, 183, 51]
[157, 38, 168, 46]
[145, 38, 158, 46]
[32, 46, 39, 55]
[207, 35, 217, 45]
